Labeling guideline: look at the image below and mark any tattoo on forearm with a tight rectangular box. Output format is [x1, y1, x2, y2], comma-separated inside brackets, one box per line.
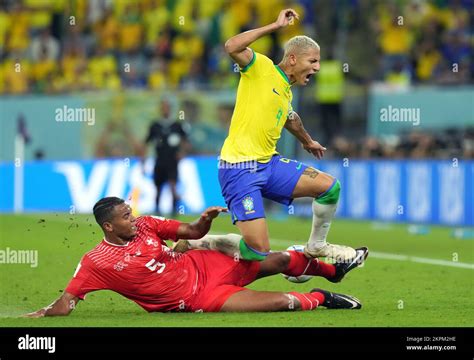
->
[302, 167, 319, 179]
[285, 112, 313, 145]
[200, 240, 211, 250]
[286, 112, 301, 126]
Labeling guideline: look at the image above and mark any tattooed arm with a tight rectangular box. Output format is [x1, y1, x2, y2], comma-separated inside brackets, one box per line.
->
[284, 111, 327, 159]
[284, 111, 312, 145]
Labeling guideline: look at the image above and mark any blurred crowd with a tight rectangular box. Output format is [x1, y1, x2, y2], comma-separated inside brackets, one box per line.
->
[371, 0, 471, 85]
[0, 0, 472, 94]
[1, 0, 472, 160]
[328, 128, 474, 159]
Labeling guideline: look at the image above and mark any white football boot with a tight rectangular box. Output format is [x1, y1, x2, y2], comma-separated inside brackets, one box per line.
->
[304, 242, 357, 261]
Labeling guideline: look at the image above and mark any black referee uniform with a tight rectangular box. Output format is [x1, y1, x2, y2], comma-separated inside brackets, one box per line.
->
[145, 119, 188, 214]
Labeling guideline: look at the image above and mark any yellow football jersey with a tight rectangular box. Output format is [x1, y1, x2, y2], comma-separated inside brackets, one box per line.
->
[220, 50, 293, 163]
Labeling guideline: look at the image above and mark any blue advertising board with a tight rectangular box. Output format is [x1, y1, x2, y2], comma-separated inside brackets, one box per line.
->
[0, 157, 472, 226]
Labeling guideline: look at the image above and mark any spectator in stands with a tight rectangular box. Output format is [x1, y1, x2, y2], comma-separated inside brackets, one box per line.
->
[385, 59, 412, 87]
[147, 54, 168, 90]
[93, 7, 119, 52]
[360, 137, 385, 159]
[410, 133, 435, 159]
[6, 3, 31, 55]
[374, 6, 413, 79]
[463, 129, 474, 159]
[180, 60, 206, 90]
[118, 2, 143, 53]
[119, 44, 148, 88]
[1, 0, 471, 95]
[437, 30, 470, 84]
[95, 120, 143, 159]
[30, 27, 59, 62]
[32, 45, 55, 92]
[0, 0, 471, 163]
[414, 40, 442, 82]
[2, 50, 31, 94]
[315, 48, 345, 144]
[88, 45, 121, 90]
[330, 136, 356, 159]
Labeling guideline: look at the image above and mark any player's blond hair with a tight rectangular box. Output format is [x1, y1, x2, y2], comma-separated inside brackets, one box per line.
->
[282, 35, 320, 62]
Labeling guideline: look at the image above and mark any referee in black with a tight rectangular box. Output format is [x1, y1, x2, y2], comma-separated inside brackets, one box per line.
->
[143, 98, 190, 215]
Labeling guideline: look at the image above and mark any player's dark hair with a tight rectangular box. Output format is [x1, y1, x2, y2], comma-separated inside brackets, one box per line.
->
[93, 197, 125, 226]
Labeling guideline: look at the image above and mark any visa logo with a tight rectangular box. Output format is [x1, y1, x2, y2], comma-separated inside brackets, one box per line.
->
[54, 159, 204, 214]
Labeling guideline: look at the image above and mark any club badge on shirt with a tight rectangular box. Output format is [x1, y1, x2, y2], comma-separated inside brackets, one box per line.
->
[114, 260, 129, 272]
[146, 238, 159, 247]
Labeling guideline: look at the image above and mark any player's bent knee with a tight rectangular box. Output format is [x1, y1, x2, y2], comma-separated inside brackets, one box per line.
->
[273, 252, 291, 271]
[258, 252, 290, 274]
[239, 238, 269, 261]
[316, 179, 340, 205]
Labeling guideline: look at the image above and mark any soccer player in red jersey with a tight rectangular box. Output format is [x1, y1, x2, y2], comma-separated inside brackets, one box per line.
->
[24, 197, 367, 316]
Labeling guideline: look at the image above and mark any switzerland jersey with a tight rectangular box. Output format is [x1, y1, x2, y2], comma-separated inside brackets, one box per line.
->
[65, 216, 202, 312]
[220, 50, 293, 164]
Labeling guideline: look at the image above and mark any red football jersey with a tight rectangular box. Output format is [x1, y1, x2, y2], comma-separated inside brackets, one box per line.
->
[65, 216, 202, 312]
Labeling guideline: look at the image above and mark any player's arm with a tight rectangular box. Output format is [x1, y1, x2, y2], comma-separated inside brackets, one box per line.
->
[22, 292, 79, 318]
[224, 8, 299, 68]
[284, 111, 327, 160]
[176, 206, 228, 239]
[177, 138, 192, 160]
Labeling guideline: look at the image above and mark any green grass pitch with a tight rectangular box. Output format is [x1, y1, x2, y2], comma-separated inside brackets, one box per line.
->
[0, 213, 472, 327]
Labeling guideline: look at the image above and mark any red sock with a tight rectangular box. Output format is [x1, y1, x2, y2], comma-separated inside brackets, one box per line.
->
[285, 251, 336, 279]
[289, 291, 325, 311]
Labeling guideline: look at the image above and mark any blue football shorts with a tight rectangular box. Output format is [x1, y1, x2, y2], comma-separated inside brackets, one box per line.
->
[218, 155, 309, 224]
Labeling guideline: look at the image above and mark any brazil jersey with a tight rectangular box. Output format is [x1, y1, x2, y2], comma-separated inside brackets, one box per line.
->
[220, 50, 293, 163]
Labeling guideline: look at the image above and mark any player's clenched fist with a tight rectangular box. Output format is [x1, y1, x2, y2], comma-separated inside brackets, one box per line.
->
[275, 9, 300, 28]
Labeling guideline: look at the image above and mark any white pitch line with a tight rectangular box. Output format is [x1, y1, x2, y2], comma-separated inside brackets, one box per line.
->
[409, 256, 473, 269]
[267, 237, 474, 270]
[369, 251, 474, 269]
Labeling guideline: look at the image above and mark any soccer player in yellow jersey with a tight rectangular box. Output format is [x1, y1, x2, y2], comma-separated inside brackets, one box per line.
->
[215, 9, 363, 262]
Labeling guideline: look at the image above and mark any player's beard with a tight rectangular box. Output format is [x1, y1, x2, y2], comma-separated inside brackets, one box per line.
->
[125, 231, 137, 241]
[119, 227, 137, 242]
[119, 235, 134, 243]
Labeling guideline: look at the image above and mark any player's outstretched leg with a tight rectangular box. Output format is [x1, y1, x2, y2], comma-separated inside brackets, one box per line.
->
[257, 248, 367, 283]
[173, 233, 242, 257]
[310, 288, 362, 309]
[219, 288, 361, 312]
[174, 239, 368, 283]
[292, 169, 357, 261]
[172, 223, 271, 262]
[220, 288, 324, 312]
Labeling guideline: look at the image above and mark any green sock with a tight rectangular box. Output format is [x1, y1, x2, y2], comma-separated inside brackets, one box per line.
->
[239, 239, 268, 261]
